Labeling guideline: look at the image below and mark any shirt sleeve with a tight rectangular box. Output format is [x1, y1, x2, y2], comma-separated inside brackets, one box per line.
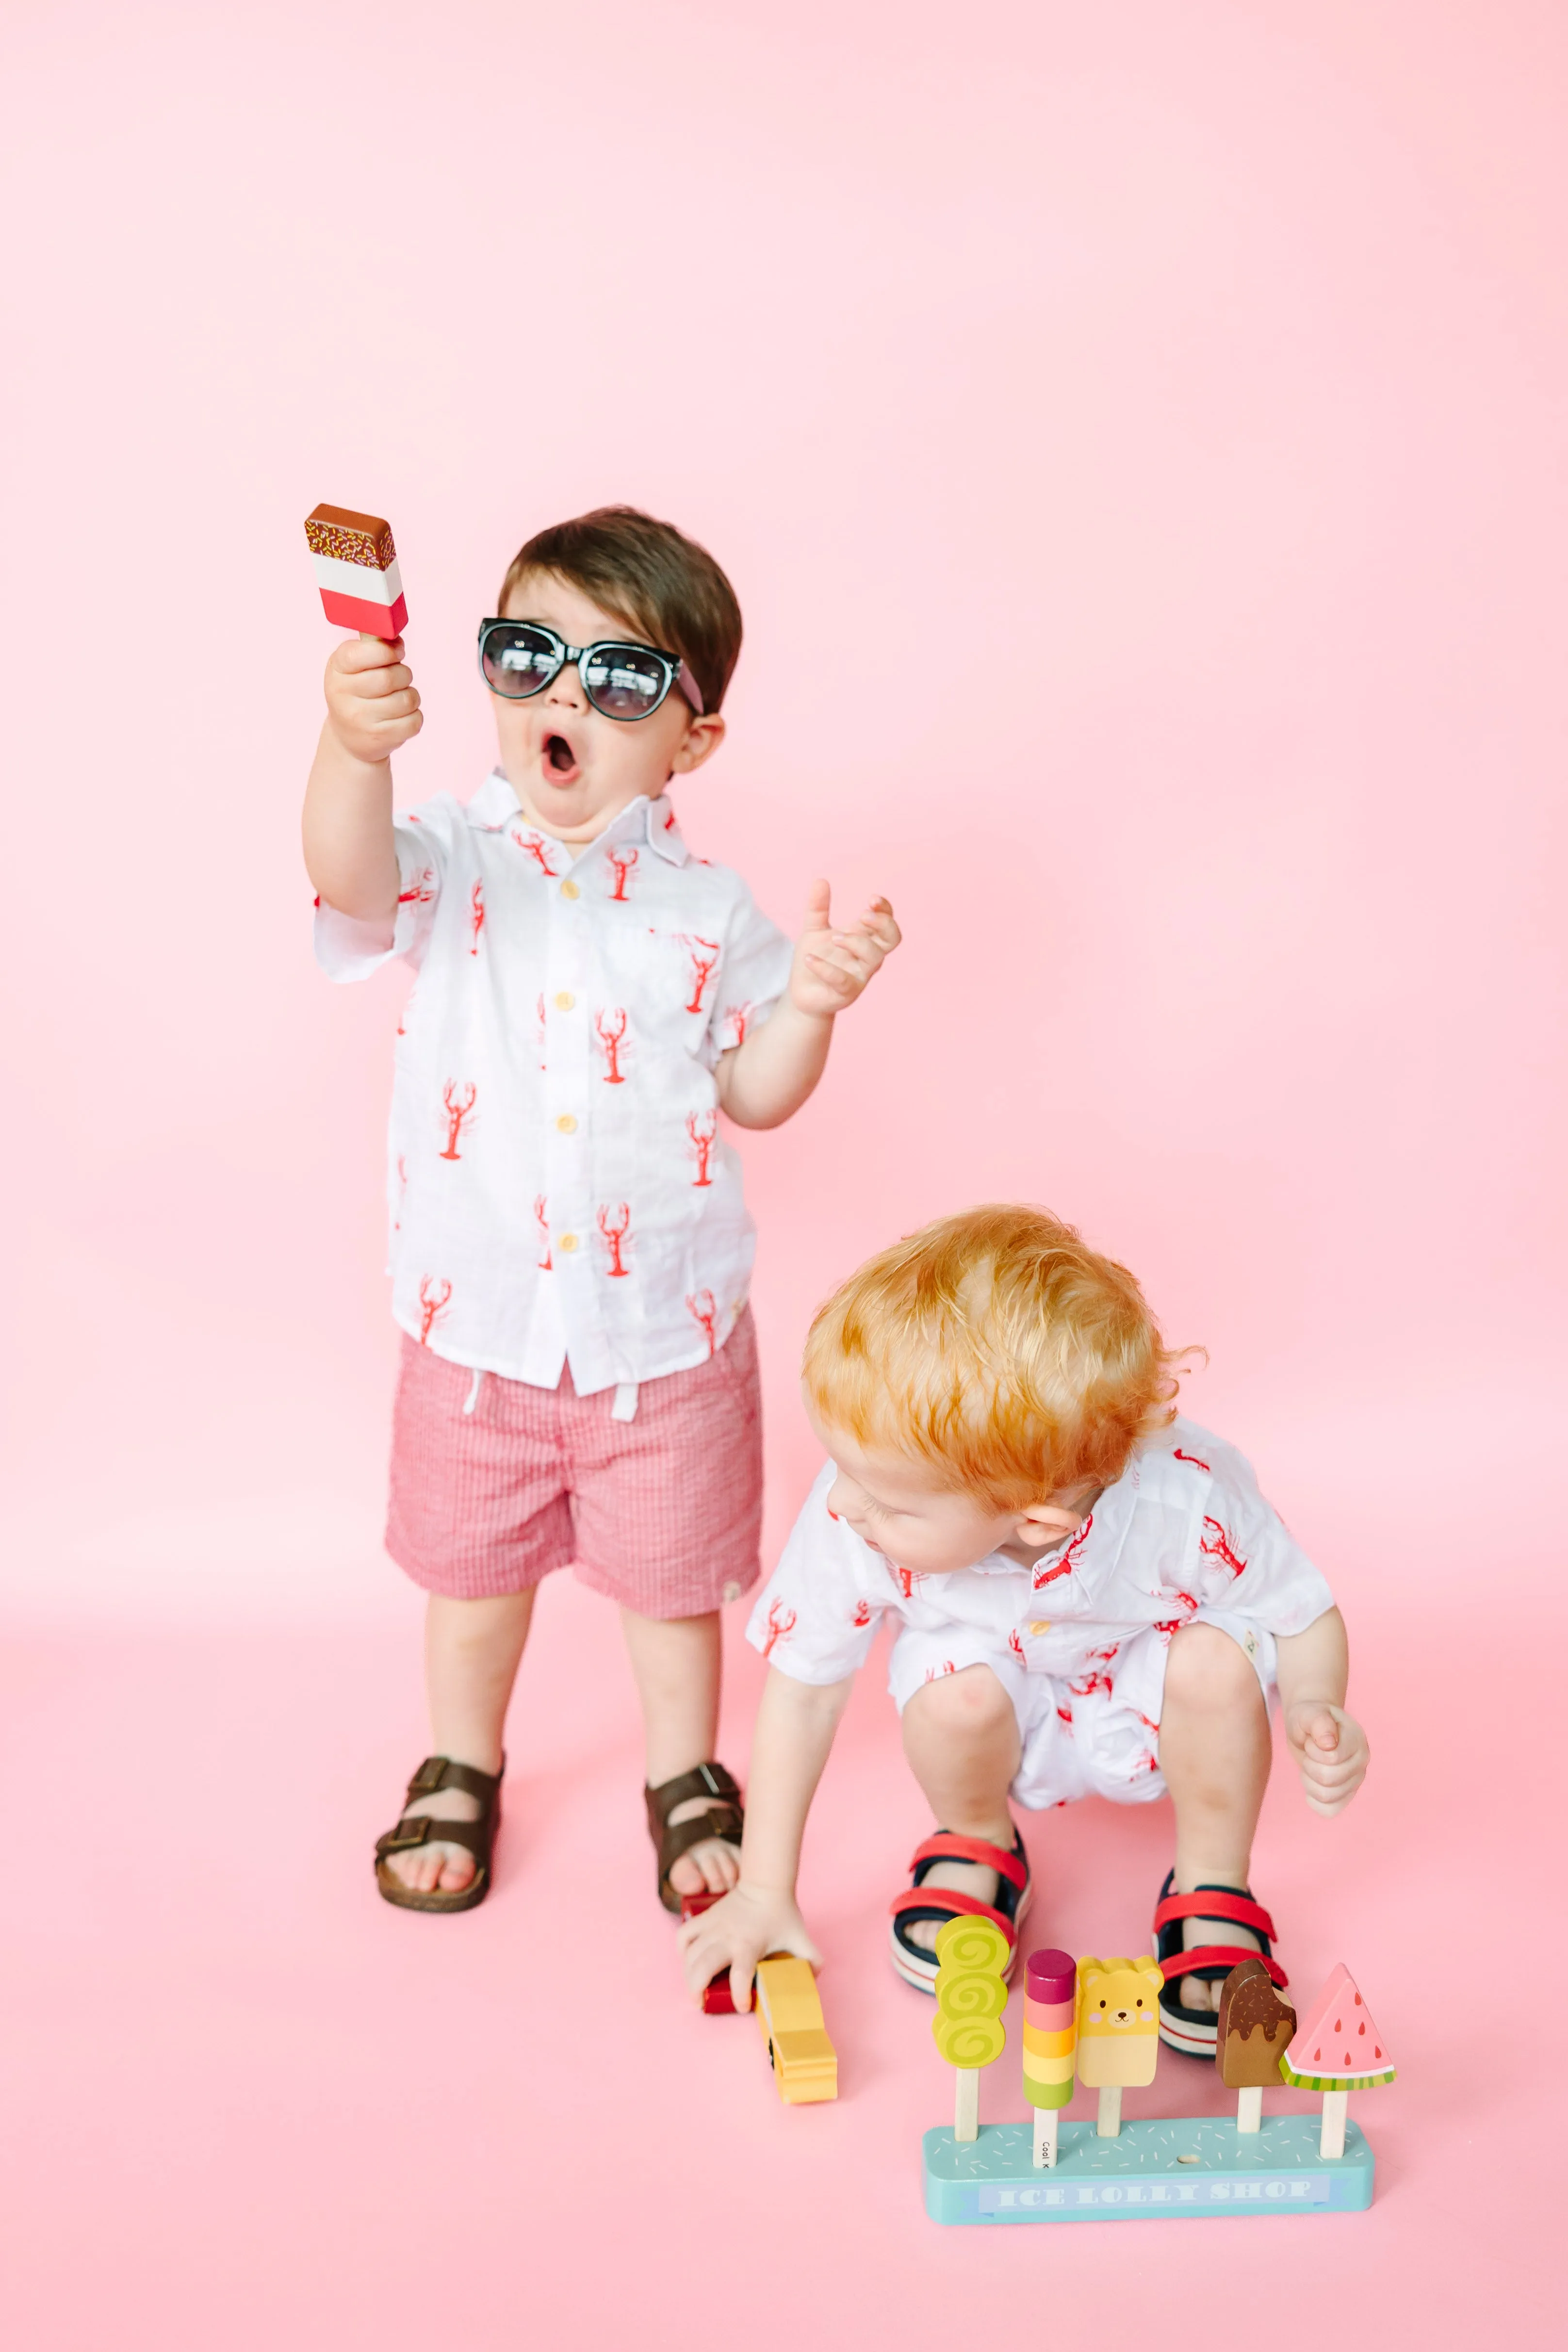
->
[745, 1465, 888, 1684]
[312, 800, 453, 983]
[1194, 1460, 1335, 1638]
[706, 881, 795, 1060]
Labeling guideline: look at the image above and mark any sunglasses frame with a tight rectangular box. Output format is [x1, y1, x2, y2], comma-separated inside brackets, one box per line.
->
[476, 618, 705, 720]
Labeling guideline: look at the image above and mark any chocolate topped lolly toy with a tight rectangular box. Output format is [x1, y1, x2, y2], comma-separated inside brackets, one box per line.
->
[1076, 1956, 1163, 2138]
[1022, 1949, 1077, 2169]
[1216, 1958, 1296, 2133]
[304, 504, 407, 639]
[1279, 1963, 1395, 2158]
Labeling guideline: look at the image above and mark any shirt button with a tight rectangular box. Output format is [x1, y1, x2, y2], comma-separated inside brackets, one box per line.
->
[555, 1113, 578, 1134]
[1029, 1620, 1051, 1636]
[554, 991, 575, 1011]
[558, 1232, 579, 1253]
[560, 879, 580, 900]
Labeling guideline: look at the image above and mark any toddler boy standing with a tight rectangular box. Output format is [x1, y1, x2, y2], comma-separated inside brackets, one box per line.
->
[303, 507, 899, 1914]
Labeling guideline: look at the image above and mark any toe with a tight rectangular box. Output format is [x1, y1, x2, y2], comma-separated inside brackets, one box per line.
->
[667, 1849, 702, 1898]
[438, 1846, 476, 1893]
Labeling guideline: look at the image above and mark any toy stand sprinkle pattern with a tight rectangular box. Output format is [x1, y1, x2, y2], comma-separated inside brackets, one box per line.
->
[922, 2114, 1374, 2223]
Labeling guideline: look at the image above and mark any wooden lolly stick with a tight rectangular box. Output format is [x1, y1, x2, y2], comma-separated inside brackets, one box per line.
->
[1032, 2107, 1060, 2168]
[1096, 2086, 1122, 2139]
[954, 2068, 980, 2143]
[1319, 2090, 1348, 2159]
[1237, 2085, 1263, 2134]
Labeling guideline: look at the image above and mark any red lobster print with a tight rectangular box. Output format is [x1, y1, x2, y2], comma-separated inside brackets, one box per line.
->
[680, 936, 721, 1015]
[762, 1599, 797, 1659]
[888, 1562, 916, 1601]
[514, 831, 557, 879]
[1200, 1517, 1247, 1581]
[597, 1203, 632, 1277]
[1153, 1588, 1200, 1636]
[686, 1108, 718, 1186]
[1033, 1513, 1092, 1590]
[605, 845, 638, 902]
[533, 1195, 551, 1272]
[469, 880, 486, 956]
[852, 1599, 872, 1628]
[1008, 1627, 1025, 1659]
[686, 1288, 719, 1357]
[1056, 1703, 1075, 1728]
[1068, 1667, 1115, 1700]
[417, 1276, 452, 1346]
[924, 1660, 958, 1683]
[721, 1001, 753, 1050]
[595, 1008, 628, 1083]
[397, 866, 436, 906]
[1174, 1448, 1211, 1472]
[439, 1080, 476, 1160]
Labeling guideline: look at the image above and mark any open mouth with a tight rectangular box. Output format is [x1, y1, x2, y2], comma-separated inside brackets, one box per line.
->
[543, 732, 580, 783]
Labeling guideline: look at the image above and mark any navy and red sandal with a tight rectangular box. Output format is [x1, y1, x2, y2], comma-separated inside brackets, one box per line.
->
[889, 1829, 1032, 1993]
[1152, 1869, 1288, 2056]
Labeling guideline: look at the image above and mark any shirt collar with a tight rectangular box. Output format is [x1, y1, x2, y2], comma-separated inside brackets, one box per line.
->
[465, 773, 688, 866]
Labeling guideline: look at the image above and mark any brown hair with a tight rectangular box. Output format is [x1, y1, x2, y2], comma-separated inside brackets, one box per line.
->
[802, 1205, 1187, 1508]
[498, 506, 743, 714]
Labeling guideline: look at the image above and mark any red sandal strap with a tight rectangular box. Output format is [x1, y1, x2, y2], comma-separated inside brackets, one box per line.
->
[889, 1889, 1019, 1944]
[1160, 1946, 1289, 1988]
[1153, 1889, 1275, 1941]
[908, 1832, 1029, 1892]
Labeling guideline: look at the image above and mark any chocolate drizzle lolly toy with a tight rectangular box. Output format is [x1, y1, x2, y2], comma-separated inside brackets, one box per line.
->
[1075, 1956, 1163, 2139]
[931, 1918, 1010, 2143]
[1278, 1963, 1394, 2158]
[1216, 1958, 1296, 2133]
[304, 504, 407, 639]
[1021, 1948, 1076, 2168]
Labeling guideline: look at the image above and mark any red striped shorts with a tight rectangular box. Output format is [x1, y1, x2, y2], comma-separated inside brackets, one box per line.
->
[385, 1308, 764, 1616]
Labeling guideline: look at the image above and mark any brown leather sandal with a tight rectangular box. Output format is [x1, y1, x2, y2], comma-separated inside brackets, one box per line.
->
[374, 1755, 503, 1914]
[644, 1762, 744, 1914]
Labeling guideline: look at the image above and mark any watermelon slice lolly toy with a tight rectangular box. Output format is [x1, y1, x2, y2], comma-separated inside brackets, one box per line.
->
[1279, 1963, 1395, 2158]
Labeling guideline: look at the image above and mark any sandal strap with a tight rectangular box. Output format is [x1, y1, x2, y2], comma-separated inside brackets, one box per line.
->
[404, 1755, 503, 1808]
[1153, 1888, 1275, 1941]
[644, 1762, 741, 1837]
[1160, 1945, 1289, 1989]
[908, 1831, 1029, 1893]
[375, 1812, 492, 1864]
[889, 1888, 1019, 1945]
[656, 1804, 745, 1871]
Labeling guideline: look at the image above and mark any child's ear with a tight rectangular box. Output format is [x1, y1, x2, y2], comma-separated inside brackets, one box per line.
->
[670, 711, 726, 776]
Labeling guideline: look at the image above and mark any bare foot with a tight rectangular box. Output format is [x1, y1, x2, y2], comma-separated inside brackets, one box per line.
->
[665, 1794, 741, 1900]
[1177, 1884, 1262, 2011]
[380, 1782, 482, 1898]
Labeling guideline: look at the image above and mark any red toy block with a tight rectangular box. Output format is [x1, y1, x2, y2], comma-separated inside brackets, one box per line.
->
[680, 1890, 747, 2014]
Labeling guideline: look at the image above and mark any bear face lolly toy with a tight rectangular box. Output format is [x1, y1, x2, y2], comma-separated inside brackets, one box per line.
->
[303, 504, 407, 639]
[1278, 1963, 1395, 2158]
[931, 1917, 1010, 2143]
[1216, 1958, 1297, 2133]
[1021, 1948, 1077, 2169]
[1075, 1956, 1163, 2138]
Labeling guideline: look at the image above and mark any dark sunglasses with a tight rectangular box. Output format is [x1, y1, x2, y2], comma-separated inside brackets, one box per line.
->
[477, 619, 705, 720]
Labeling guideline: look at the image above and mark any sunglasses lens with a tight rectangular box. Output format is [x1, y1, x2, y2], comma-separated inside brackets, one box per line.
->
[582, 644, 668, 719]
[481, 624, 558, 698]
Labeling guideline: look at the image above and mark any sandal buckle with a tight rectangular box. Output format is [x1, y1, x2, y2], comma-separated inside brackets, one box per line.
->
[381, 1817, 430, 1852]
[408, 1757, 448, 1796]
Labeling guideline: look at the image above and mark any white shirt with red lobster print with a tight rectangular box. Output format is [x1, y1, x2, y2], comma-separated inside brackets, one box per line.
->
[315, 773, 793, 1393]
[747, 1417, 1336, 1810]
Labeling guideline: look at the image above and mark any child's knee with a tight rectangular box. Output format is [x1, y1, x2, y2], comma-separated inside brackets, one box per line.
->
[1163, 1623, 1261, 1718]
[904, 1662, 1014, 1741]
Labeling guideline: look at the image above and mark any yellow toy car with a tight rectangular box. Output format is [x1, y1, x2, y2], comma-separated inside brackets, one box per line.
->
[753, 1956, 838, 2104]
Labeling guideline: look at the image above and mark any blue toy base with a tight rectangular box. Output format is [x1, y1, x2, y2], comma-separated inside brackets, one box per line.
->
[922, 2115, 1373, 2222]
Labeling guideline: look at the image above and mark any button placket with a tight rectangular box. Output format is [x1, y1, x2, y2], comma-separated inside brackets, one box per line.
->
[545, 870, 591, 1286]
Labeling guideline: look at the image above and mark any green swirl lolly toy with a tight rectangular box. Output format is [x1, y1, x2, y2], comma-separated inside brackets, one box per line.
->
[932, 1916, 1010, 2143]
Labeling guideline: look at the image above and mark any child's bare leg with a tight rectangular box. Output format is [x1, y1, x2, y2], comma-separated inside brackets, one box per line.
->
[620, 1608, 737, 1897]
[383, 1590, 536, 1896]
[898, 1665, 1022, 1954]
[1158, 1623, 1273, 2011]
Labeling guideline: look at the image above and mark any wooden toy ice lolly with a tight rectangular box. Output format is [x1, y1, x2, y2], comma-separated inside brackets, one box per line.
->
[1076, 1956, 1163, 2137]
[1216, 1958, 1296, 2132]
[932, 1918, 1009, 2143]
[1022, 1947, 1076, 2168]
[1278, 1963, 1394, 2158]
[304, 503, 407, 639]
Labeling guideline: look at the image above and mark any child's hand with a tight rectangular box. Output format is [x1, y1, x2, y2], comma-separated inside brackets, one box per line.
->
[1284, 1703, 1369, 1818]
[323, 634, 424, 766]
[676, 1882, 821, 2013]
[789, 881, 900, 1019]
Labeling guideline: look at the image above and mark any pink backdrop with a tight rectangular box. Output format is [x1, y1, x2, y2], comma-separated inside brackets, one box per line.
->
[2, 5, 1564, 2347]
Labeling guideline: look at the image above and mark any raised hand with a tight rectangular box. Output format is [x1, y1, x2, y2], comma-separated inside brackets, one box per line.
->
[1284, 1702, 1369, 1818]
[789, 880, 901, 1020]
[323, 633, 424, 767]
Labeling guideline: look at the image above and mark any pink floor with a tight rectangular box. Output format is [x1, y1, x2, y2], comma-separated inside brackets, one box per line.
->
[2, 1580, 1558, 2351]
